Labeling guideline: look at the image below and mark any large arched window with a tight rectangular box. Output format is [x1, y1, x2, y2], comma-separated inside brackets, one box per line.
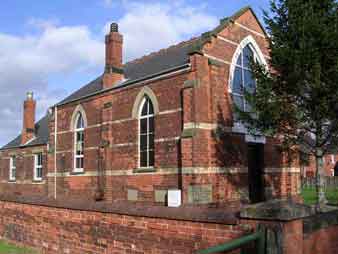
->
[139, 96, 155, 168]
[74, 112, 85, 172]
[232, 43, 258, 113]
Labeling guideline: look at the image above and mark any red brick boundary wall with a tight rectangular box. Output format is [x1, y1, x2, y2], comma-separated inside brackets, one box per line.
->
[1, 198, 338, 254]
[0, 200, 248, 254]
[303, 210, 338, 254]
[241, 201, 338, 254]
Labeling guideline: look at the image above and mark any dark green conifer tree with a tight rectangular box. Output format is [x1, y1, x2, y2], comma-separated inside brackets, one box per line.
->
[237, 0, 338, 210]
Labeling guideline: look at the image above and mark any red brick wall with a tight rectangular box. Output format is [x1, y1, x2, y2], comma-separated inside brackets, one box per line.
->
[47, 70, 187, 201]
[0, 200, 247, 254]
[302, 210, 338, 254]
[242, 213, 338, 254]
[303, 225, 338, 254]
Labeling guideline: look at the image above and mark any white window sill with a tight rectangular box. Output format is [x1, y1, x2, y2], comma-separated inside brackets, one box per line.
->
[133, 167, 156, 173]
[71, 169, 84, 175]
[232, 122, 248, 134]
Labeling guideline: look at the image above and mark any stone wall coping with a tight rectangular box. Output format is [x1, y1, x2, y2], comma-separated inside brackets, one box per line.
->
[0, 195, 239, 225]
[303, 208, 338, 234]
[240, 199, 315, 221]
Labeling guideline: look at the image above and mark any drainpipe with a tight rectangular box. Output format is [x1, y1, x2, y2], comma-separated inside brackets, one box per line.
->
[54, 106, 58, 199]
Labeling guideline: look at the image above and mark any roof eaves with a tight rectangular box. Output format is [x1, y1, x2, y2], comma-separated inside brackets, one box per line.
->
[0, 142, 46, 151]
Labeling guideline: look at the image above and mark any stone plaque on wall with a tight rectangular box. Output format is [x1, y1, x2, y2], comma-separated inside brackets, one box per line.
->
[154, 190, 167, 203]
[127, 189, 138, 201]
[188, 184, 212, 204]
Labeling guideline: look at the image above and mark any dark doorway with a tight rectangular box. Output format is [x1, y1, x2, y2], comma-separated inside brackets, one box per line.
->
[247, 143, 265, 203]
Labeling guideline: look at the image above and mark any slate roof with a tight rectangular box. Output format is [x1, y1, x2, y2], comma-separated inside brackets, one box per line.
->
[58, 37, 200, 105]
[1, 6, 257, 150]
[1, 115, 49, 150]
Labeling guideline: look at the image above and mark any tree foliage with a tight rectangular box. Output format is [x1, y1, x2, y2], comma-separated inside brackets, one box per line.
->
[236, 0, 338, 208]
[238, 0, 338, 155]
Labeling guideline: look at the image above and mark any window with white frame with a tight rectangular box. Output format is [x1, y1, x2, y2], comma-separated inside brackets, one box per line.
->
[139, 97, 155, 168]
[231, 43, 258, 115]
[9, 156, 16, 181]
[34, 153, 43, 181]
[74, 112, 85, 172]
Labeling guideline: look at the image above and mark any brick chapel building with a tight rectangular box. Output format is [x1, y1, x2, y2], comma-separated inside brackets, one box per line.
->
[0, 7, 300, 209]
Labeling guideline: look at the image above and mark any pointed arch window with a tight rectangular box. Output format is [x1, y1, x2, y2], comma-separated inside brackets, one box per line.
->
[139, 97, 155, 168]
[232, 43, 258, 113]
[74, 112, 85, 172]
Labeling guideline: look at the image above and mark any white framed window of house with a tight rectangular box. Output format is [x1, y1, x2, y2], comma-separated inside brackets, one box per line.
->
[9, 156, 16, 181]
[34, 153, 43, 181]
[139, 96, 155, 168]
[74, 112, 85, 173]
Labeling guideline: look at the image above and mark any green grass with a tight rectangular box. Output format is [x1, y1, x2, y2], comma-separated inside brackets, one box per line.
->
[0, 240, 36, 254]
[301, 187, 338, 205]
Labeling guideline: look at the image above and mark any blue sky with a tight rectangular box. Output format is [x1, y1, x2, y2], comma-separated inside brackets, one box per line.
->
[0, 0, 270, 146]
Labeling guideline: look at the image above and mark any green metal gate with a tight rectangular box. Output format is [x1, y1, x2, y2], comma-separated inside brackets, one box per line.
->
[197, 227, 266, 254]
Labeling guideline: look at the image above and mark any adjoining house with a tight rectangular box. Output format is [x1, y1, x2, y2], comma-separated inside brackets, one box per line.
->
[0, 7, 300, 209]
[300, 152, 338, 177]
[299, 138, 338, 178]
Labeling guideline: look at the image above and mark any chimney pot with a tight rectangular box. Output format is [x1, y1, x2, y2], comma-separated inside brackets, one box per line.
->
[110, 23, 118, 33]
[27, 91, 33, 100]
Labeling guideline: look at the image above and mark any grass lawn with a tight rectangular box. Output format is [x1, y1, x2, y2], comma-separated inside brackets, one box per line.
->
[301, 187, 338, 205]
[0, 240, 36, 254]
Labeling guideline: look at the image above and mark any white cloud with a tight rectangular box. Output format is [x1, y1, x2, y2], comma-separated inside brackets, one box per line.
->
[0, 23, 104, 146]
[115, 1, 218, 61]
[102, 0, 120, 8]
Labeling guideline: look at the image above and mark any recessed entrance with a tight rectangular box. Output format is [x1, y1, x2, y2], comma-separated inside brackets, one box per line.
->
[247, 143, 265, 203]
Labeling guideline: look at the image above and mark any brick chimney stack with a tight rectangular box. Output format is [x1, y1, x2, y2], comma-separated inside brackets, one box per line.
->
[21, 92, 36, 144]
[103, 22, 124, 89]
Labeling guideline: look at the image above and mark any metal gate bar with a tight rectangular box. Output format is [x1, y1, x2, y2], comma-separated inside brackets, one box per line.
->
[197, 228, 265, 254]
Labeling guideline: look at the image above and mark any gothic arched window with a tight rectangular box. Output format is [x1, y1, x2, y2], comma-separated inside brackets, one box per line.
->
[139, 97, 155, 168]
[232, 43, 258, 113]
[74, 112, 85, 172]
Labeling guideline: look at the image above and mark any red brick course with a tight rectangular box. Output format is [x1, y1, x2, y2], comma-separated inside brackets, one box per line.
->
[0, 200, 247, 254]
[303, 225, 338, 254]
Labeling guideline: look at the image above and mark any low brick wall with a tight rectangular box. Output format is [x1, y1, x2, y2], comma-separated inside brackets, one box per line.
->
[0, 200, 247, 254]
[303, 210, 338, 254]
